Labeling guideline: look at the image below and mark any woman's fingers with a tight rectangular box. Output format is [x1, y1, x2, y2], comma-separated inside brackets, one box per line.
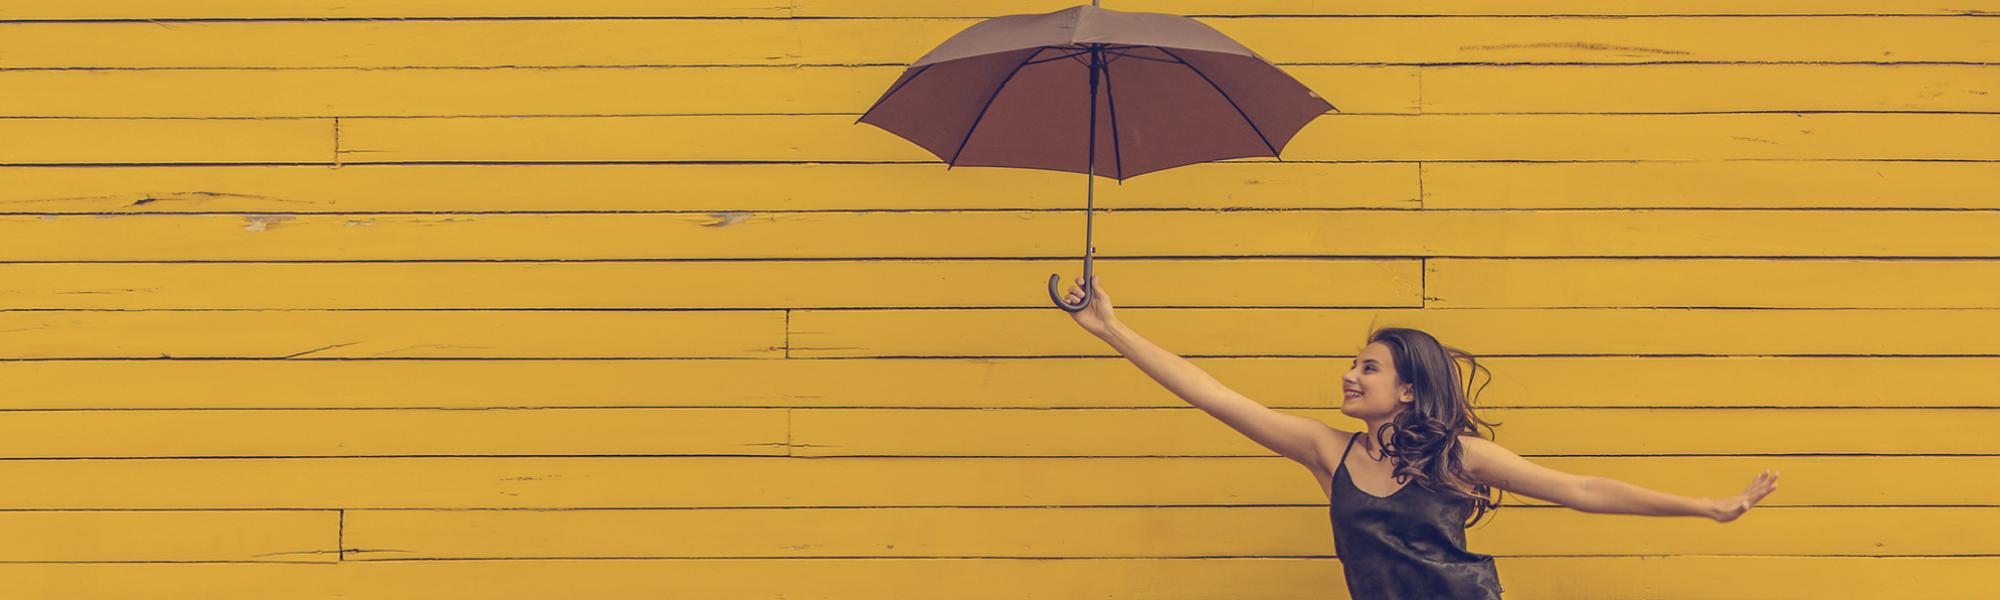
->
[1741, 470, 1780, 507]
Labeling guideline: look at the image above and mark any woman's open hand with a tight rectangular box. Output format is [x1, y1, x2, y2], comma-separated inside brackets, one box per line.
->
[1061, 275, 1118, 336]
[1709, 469, 1780, 522]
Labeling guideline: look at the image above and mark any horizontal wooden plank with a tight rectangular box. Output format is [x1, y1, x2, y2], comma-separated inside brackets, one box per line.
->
[345, 506, 1996, 558]
[1422, 64, 2000, 113]
[23, 65, 1996, 117]
[0, 118, 329, 165]
[0, 456, 1974, 508]
[0, 409, 788, 459]
[1421, 160, 2000, 209]
[0, 260, 1421, 309]
[22, 0, 2000, 19]
[5, 161, 1995, 213]
[791, 308, 2000, 357]
[1427, 259, 2000, 308]
[0, 0, 805, 19]
[0, 162, 1417, 213]
[3, 18, 1996, 68]
[10, 1, 2000, 18]
[0, 511, 335, 562]
[0, 66, 1420, 117]
[16, 308, 2000, 358]
[11, 210, 2000, 260]
[1, 407, 1963, 459]
[335, 114, 2000, 163]
[791, 408, 1995, 456]
[3, 357, 1996, 410]
[0, 557, 1989, 600]
[813, 1, 2000, 17]
[0, 310, 781, 359]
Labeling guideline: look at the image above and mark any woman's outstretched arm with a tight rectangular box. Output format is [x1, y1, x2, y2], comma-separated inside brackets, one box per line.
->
[1460, 436, 1780, 522]
[1060, 276, 1347, 472]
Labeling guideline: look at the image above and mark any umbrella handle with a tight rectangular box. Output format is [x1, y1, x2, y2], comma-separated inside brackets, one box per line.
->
[1048, 273, 1091, 313]
[1047, 250, 1096, 313]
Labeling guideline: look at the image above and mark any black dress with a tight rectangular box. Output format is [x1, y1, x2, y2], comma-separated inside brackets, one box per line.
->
[1329, 432, 1504, 599]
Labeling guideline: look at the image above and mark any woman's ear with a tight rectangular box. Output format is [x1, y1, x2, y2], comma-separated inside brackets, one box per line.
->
[1398, 383, 1415, 404]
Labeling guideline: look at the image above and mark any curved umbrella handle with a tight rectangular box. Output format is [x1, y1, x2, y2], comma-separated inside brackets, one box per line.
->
[1048, 273, 1090, 313]
[1047, 250, 1096, 313]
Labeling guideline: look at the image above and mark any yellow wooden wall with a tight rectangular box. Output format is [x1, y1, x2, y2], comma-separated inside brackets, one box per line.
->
[1, 1, 1997, 598]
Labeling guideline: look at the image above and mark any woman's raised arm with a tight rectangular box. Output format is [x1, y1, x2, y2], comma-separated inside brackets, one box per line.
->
[1062, 276, 1348, 472]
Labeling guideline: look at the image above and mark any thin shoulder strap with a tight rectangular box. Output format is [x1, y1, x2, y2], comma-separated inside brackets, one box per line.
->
[1335, 431, 1360, 471]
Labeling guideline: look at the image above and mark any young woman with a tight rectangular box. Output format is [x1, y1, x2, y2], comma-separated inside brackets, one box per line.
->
[1058, 276, 1780, 599]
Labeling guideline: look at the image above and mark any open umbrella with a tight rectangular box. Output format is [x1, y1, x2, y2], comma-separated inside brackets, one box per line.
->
[856, 2, 1335, 312]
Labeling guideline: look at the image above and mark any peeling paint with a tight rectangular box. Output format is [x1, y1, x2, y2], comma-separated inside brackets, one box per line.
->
[242, 214, 297, 232]
[150, 191, 319, 208]
[703, 211, 755, 227]
[1458, 41, 1691, 56]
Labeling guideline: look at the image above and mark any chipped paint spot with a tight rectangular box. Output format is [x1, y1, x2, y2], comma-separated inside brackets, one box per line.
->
[243, 214, 297, 232]
[704, 211, 754, 227]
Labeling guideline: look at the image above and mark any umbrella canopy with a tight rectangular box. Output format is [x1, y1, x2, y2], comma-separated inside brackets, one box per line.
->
[857, 4, 1334, 179]
[855, 4, 1335, 311]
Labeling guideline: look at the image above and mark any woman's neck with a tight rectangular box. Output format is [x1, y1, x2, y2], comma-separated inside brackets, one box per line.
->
[1358, 418, 1394, 457]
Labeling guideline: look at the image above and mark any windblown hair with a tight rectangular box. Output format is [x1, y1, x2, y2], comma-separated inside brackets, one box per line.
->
[1366, 327, 1505, 526]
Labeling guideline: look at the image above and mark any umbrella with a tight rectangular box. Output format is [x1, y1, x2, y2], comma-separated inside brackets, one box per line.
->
[856, 2, 1335, 312]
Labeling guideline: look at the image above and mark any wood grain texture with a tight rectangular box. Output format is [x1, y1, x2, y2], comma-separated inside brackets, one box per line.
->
[9, 210, 2000, 260]
[789, 308, 2000, 357]
[4, 356, 1993, 409]
[343, 506, 1999, 558]
[2, 18, 1995, 67]
[0, 456, 1977, 508]
[0, 557, 1989, 600]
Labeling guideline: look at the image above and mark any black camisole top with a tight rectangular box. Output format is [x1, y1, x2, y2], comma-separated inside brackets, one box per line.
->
[1329, 432, 1504, 599]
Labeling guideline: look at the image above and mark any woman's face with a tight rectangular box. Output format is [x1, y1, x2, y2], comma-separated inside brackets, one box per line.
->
[1340, 341, 1413, 420]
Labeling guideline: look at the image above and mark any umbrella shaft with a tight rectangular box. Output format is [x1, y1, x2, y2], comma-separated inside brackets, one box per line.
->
[1083, 45, 1099, 282]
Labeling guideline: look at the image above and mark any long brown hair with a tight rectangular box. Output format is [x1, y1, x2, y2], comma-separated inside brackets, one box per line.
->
[1367, 327, 1505, 526]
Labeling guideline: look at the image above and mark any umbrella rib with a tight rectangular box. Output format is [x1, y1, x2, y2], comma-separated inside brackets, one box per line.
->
[1158, 48, 1281, 157]
[948, 48, 1045, 167]
[1026, 50, 1089, 66]
[1105, 51, 1176, 65]
[854, 63, 933, 125]
[1102, 56, 1125, 180]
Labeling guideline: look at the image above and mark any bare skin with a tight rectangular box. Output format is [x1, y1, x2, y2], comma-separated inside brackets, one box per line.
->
[1061, 275, 1779, 522]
